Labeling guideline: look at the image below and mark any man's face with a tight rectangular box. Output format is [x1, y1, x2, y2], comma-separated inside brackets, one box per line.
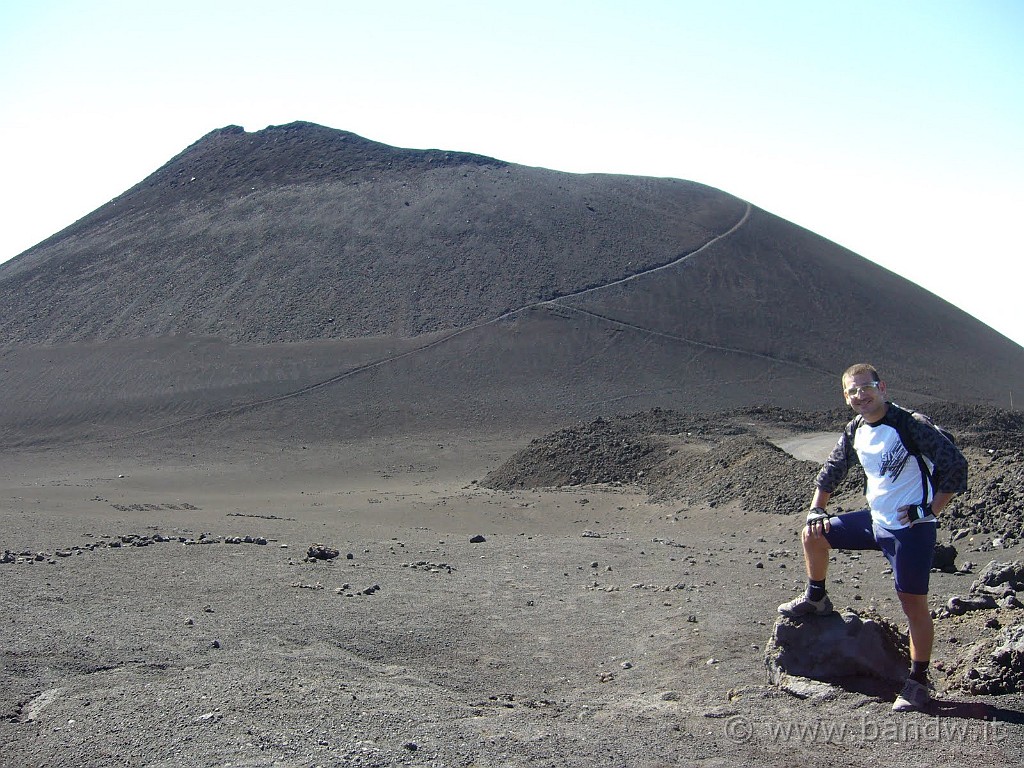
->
[843, 371, 887, 420]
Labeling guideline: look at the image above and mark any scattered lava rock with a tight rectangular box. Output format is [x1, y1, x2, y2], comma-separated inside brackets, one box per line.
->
[307, 544, 340, 560]
[950, 623, 1024, 695]
[933, 543, 958, 573]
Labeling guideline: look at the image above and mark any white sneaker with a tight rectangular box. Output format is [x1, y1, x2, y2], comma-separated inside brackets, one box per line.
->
[777, 593, 834, 617]
[892, 678, 932, 712]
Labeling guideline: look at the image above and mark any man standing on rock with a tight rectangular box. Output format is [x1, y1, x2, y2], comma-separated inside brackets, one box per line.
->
[778, 363, 968, 712]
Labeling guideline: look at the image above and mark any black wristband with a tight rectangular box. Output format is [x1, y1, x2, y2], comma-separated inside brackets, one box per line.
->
[907, 504, 933, 522]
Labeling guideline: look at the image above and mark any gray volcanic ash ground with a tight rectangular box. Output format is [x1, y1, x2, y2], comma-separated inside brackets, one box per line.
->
[2, 405, 1023, 768]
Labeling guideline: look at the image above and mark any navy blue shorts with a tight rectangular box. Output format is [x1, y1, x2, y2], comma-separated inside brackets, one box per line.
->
[824, 509, 936, 595]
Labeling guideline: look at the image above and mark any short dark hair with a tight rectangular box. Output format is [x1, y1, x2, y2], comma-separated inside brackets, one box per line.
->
[842, 363, 880, 384]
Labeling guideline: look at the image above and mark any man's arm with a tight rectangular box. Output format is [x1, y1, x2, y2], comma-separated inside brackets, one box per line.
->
[893, 413, 967, 526]
[908, 415, 968, 495]
[808, 428, 855, 537]
[815, 427, 855, 495]
[929, 490, 956, 515]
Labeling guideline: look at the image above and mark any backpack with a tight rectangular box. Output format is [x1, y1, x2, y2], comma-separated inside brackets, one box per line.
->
[845, 403, 956, 507]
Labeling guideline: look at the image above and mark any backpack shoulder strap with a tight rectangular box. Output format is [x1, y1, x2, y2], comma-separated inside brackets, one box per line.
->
[888, 403, 934, 506]
[888, 403, 922, 456]
[844, 415, 863, 454]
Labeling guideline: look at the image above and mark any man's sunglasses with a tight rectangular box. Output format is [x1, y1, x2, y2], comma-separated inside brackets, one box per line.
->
[845, 382, 881, 397]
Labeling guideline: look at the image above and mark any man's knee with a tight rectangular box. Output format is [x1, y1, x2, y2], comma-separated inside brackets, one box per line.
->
[801, 525, 832, 550]
[897, 591, 931, 616]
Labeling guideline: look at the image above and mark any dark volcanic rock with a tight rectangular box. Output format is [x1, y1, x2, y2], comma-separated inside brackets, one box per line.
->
[932, 542, 959, 573]
[951, 624, 1024, 695]
[943, 451, 1024, 541]
[307, 544, 340, 561]
[971, 560, 1024, 592]
[765, 611, 909, 694]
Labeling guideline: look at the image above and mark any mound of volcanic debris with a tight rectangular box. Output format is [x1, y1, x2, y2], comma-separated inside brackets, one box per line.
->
[908, 403, 1024, 542]
[483, 410, 820, 515]
[942, 448, 1024, 543]
[643, 434, 818, 515]
[484, 405, 1024, 530]
[959, 623, 1024, 694]
[483, 417, 663, 489]
[922, 402, 1024, 452]
[941, 560, 1024, 617]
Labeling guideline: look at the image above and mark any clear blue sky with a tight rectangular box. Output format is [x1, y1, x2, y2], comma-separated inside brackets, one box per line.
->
[2, 0, 1022, 346]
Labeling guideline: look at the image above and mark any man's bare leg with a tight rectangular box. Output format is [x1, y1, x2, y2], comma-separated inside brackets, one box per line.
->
[802, 524, 832, 581]
[898, 591, 933, 663]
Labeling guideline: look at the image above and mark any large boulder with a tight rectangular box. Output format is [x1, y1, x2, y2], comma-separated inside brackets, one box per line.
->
[765, 611, 909, 697]
[970, 560, 1024, 594]
[936, 559, 1024, 618]
[932, 542, 958, 573]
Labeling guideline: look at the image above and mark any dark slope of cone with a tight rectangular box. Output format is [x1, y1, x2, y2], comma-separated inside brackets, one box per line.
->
[0, 121, 743, 344]
[5, 290, 1019, 451]
[2, 121, 1023, 450]
[555, 204, 1024, 402]
[0, 306, 839, 448]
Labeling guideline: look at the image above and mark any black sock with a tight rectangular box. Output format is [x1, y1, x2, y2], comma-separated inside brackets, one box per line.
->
[806, 579, 827, 602]
[910, 661, 930, 685]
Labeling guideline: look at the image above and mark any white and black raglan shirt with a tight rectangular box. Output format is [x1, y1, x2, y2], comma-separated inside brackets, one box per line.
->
[815, 403, 968, 530]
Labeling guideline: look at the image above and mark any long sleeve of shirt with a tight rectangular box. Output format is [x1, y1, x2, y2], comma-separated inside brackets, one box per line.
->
[816, 429, 855, 495]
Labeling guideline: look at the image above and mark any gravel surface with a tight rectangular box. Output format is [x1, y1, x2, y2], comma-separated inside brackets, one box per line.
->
[2, 413, 1022, 767]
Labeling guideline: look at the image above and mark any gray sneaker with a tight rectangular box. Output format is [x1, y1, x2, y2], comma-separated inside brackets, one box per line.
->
[892, 678, 932, 712]
[777, 593, 834, 617]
